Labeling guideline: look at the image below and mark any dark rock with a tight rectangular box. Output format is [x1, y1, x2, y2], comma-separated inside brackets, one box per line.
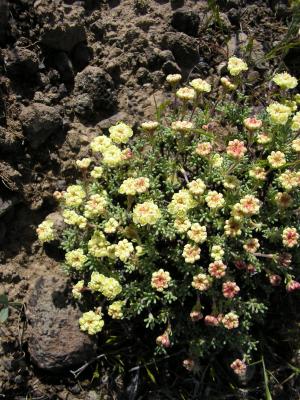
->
[0, 162, 22, 192]
[74, 66, 116, 116]
[171, 0, 184, 8]
[20, 103, 63, 148]
[91, 19, 105, 40]
[96, 111, 132, 130]
[0, 222, 6, 244]
[71, 42, 92, 71]
[47, 51, 74, 83]
[161, 32, 199, 68]
[26, 275, 96, 371]
[0, 198, 14, 217]
[0, 128, 20, 154]
[171, 8, 200, 37]
[41, 24, 86, 52]
[162, 60, 181, 74]
[136, 67, 151, 84]
[5, 47, 39, 78]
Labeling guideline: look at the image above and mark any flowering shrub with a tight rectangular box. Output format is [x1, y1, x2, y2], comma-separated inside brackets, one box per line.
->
[37, 57, 300, 374]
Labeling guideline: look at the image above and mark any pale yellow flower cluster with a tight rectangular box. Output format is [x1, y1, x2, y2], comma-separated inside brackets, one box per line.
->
[189, 78, 211, 93]
[278, 170, 300, 191]
[64, 185, 86, 207]
[141, 121, 159, 131]
[36, 220, 55, 243]
[210, 154, 223, 167]
[84, 194, 107, 218]
[182, 244, 201, 263]
[187, 223, 207, 243]
[90, 166, 103, 179]
[90, 135, 112, 153]
[76, 158, 92, 169]
[220, 77, 237, 91]
[119, 177, 150, 195]
[88, 231, 109, 258]
[65, 248, 87, 270]
[223, 176, 239, 189]
[187, 179, 206, 195]
[243, 238, 260, 253]
[176, 87, 196, 101]
[224, 218, 242, 237]
[88, 271, 122, 300]
[108, 301, 125, 319]
[72, 280, 84, 300]
[282, 227, 299, 248]
[256, 133, 272, 144]
[205, 191, 225, 209]
[171, 120, 194, 133]
[268, 151, 286, 168]
[173, 217, 191, 233]
[249, 166, 267, 181]
[109, 122, 133, 144]
[227, 56, 248, 76]
[275, 192, 293, 208]
[292, 138, 300, 151]
[196, 142, 212, 156]
[266, 103, 291, 125]
[166, 74, 182, 84]
[102, 144, 123, 167]
[192, 273, 211, 291]
[291, 112, 300, 131]
[273, 72, 298, 90]
[63, 210, 87, 229]
[133, 201, 161, 226]
[79, 310, 104, 335]
[211, 245, 224, 260]
[168, 189, 197, 216]
[151, 269, 171, 292]
[104, 218, 119, 234]
[115, 239, 134, 262]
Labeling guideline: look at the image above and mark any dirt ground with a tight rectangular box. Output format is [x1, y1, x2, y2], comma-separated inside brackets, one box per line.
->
[0, 0, 298, 398]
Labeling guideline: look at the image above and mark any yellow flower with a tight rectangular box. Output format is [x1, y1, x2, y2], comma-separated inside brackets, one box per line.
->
[76, 158, 92, 169]
[72, 280, 84, 300]
[65, 249, 87, 270]
[151, 269, 171, 292]
[88, 272, 122, 299]
[239, 195, 260, 216]
[141, 121, 159, 131]
[176, 87, 196, 101]
[166, 74, 182, 84]
[211, 245, 224, 260]
[182, 244, 201, 263]
[79, 310, 104, 335]
[63, 210, 87, 229]
[249, 166, 267, 181]
[220, 77, 237, 90]
[273, 72, 297, 90]
[109, 122, 133, 144]
[84, 194, 107, 218]
[231, 203, 244, 221]
[192, 273, 211, 291]
[243, 238, 260, 253]
[278, 170, 298, 190]
[36, 220, 55, 243]
[282, 227, 299, 248]
[174, 217, 191, 233]
[188, 178, 206, 195]
[133, 201, 161, 226]
[292, 138, 300, 151]
[64, 185, 86, 207]
[275, 192, 293, 208]
[189, 78, 211, 93]
[266, 103, 291, 125]
[243, 117, 262, 131]
[90, 166, 103, 179]
[223, 176, 239, 189]
[88, 231, 109, 258]
[108, 301, 125, 319]
[268, 151, 286, 168]
[102, 145, 123, 167]
[119, 177, 137, 195]
[256, 133, 272, 144]
[134, 177, 150, 193]
[205, 191, 224, 209]
[196, 142, 212, 156]
[115, 239, 134, 262]
[104, 218, 119, 234]
[227, 56, 248, 76]
[224, 218, 242, 237]
[210, 154, 223, 167]
[291, 111, 300, 131]
[168, 189, 197, 216]
[171, 120, 194, 133]
[90, 135, 112, 153]
[187, 223, 207, 243]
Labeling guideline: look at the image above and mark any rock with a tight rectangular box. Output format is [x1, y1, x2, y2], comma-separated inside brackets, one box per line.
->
[74, 66, 116, 117]
[171, 8, 200, 37]
[71, 42, 92, 71]
[47, 51, 74, 82]
[170, 0, 185, 9]
[96, 111, 132, 130]
[162, 60, 181, 74]
[41, 23, 86, 52]
[0, 197, 14, 217]
[5, 47, 39, 78]
[20, 103, 63, 148]
[161, 32, 199, 68]
[91, 19, 105, 40]
[136, 67, 151, 84]
[26, 275, 96, 371]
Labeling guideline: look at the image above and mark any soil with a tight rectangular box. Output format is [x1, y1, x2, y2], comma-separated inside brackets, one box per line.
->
[0, 0, 298, 398]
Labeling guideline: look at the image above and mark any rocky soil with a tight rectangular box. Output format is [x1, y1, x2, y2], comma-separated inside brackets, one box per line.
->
[0, 0, 297, 398]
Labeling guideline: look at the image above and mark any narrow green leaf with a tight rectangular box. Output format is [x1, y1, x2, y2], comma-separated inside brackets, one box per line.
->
[145, 365, 156, 384]
[0, 307, 9, 323]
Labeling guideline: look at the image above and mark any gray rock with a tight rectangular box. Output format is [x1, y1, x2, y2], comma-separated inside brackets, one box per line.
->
[162, 60, 181, 75]
[171, 8, 200, 37]
[26, 275, 96, 371]
[96, 112, 132, 130]
[5, 47, 39, 78]
[20, 103, 63, 148]
[0, 198, 14, 217]
[41, 24, 86, 52]
[161, 32, 199, 68]
[74, 66, 116, 117]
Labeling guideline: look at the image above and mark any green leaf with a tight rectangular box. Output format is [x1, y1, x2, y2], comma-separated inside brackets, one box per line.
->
[0, 307, 9, 323]
[262, 356, 272, 400]
[145, 365, 156, 384]
[0, 293, 8, 306]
